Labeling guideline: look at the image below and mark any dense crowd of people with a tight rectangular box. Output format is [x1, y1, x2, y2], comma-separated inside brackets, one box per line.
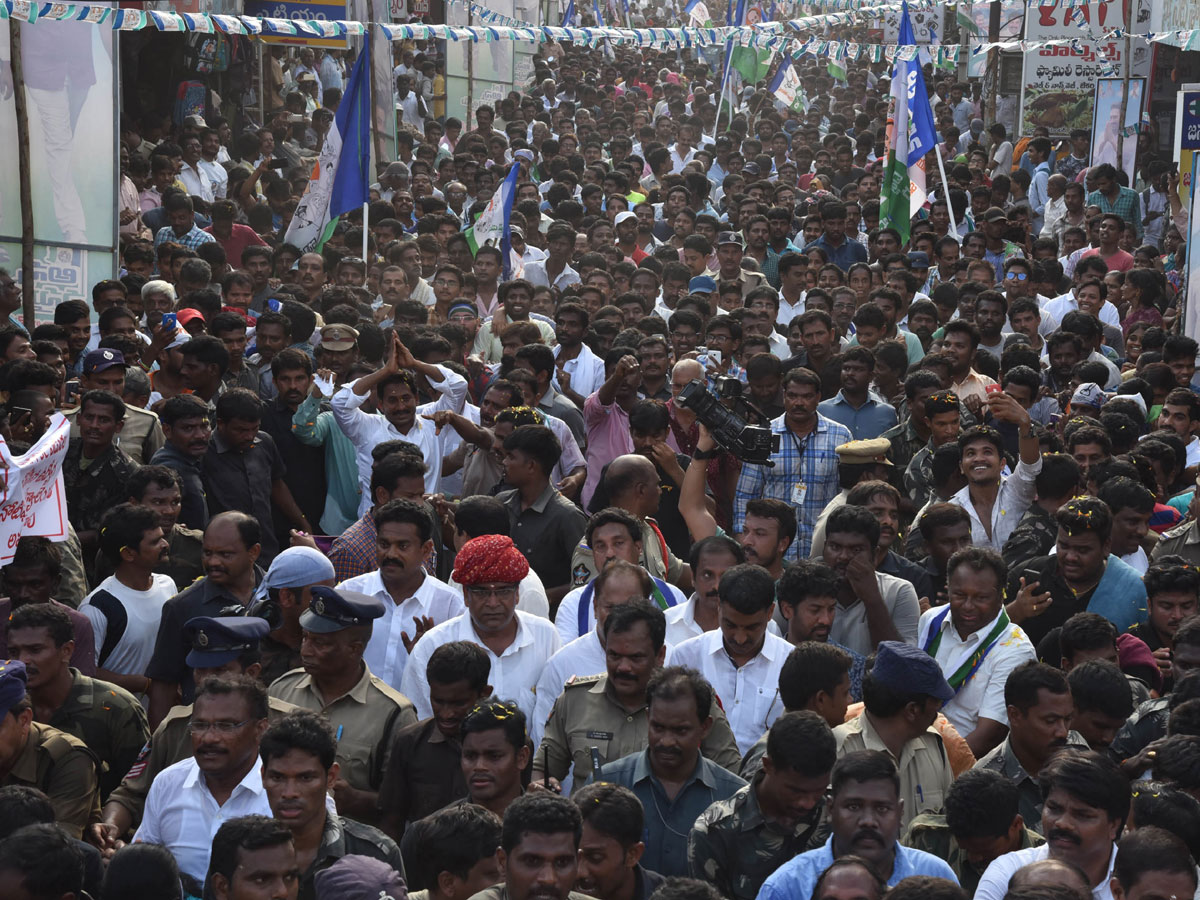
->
[1, 16, 1200, 900]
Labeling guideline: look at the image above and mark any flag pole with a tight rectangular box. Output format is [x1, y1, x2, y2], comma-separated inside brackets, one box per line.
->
[363, 201, 370, 263]
[933, 143, 961, 243]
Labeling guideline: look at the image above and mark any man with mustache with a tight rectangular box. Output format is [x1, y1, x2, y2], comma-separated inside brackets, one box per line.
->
[845, 480, 934, 601]
[670, 564, 790, 755]
[688, 711, 837, 900]
[337, 499, 464, 693]
[974, 661, 1088, 833]
[974, 751, 1130, 900]
[269, 585, 416, 826]
[466, 792, 592, 900]
[146, 511, 265, 729]
[259, 349, 327, 542]
[134, 675, 273, 884]
[260, 710, 402, 900]
[533, 601, 740, 794]
[589, 666, 747, 877]
[757, 750, 957, 898]
[917, 548, 1036, 758]
[663, 536, 747, 646]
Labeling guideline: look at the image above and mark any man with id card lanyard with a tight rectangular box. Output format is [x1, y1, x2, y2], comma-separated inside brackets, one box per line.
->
[733, 367, 851, 560]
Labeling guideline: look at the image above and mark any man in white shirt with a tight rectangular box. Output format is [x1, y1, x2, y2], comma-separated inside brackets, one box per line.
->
[974, 751, 1128, 900]
[670, 124, 699, 174]
[949, 394, 1043, 552]
[552, 302, 606, 401]
[178, 135, 214, 204]
[554, 509, 687, 645]
[332, 332, 467, 509]
[670, 563, 789, 754]
[916, 548, 1035, 758]
[401, 534, 561, 721]
[338, 499, 465, 692]
[664, 535, 745, 647]
[81, 503, 178, 695]
[133, 675, 272, 883]
[198, 129, 229, 200]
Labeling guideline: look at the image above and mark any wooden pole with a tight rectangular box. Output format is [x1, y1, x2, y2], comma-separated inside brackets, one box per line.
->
[10, 20, 35, 329]
[984, 0, 1000, 126]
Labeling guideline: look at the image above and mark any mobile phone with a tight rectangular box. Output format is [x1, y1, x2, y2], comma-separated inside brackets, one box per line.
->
[161, 312, 177, 331]
[985, 383, 1002, 396]
[709, 350, 722, 366]
[10, 406, 31, 422]
[1021, 568, 1042, 586]
[270, 158, 290, 169]
[266, 298, 283, 313]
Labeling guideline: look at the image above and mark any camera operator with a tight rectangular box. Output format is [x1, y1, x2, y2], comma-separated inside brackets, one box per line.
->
[733, 368, 852, 560]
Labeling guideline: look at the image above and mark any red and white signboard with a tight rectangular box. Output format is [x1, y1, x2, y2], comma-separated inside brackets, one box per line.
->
[0, 414, 70, 564]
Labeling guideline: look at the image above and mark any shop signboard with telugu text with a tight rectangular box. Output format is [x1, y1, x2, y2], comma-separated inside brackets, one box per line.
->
[243, 0, 350, 47]
[1019, 0, 1126, 137]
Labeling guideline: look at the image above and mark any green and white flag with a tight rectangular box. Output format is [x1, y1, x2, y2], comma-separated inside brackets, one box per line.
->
[768, 54, 807, 113]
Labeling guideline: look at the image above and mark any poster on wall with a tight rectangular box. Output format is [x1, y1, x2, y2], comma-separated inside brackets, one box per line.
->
[1091, 77, 1145, 180]
[0, 14, 116, 325]
[1019, 0, 1126, 137]
[965, 0, 1023, 78]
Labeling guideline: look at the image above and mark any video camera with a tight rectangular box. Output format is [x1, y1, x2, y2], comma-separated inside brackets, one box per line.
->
[676, 377, 780, 466]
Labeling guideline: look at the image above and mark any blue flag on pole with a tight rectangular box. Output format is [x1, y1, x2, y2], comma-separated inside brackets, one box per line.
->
[283, 38, 371, 251]
[562, 0, 574, 25]
[592, 0, 604, 25]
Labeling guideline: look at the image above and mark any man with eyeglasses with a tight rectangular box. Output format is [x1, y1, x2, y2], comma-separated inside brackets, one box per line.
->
[269, 586, 417, 827]
[133, 674, 274, 884]
[402, 534, 561, 724]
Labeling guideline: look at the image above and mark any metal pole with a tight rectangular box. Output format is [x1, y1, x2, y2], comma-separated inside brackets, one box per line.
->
[466, 3, 474, 130]
[10, 21, 35, 328]
[259, 41, 267, 125]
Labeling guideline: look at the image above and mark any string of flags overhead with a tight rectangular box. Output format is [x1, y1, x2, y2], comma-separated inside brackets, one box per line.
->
[2, 0, 1199, 61]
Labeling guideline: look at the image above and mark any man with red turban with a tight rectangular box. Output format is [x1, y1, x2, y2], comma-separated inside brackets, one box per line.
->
[400, 535, 562, 721]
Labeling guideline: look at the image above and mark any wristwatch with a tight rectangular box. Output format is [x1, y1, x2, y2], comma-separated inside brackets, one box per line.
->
[693, 447, 719, 460]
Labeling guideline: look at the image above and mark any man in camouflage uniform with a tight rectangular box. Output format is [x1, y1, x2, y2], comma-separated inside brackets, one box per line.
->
[904, 390, 961, 509]
[532, 602, 739, 791]
[1000, 453, 1081, 571]
[688, 712, 836, 900]
[903, 769, 1044, 894]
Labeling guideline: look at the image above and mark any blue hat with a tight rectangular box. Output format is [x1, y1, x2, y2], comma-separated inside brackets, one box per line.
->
[0, 660, 27, 718]
[907, 251, 931, 269]
[184, 616, 270, 668]
[252, 546, 336, 602]
[299, 586, 385, 634]
[82, 348, 126, 375]
[871, 641, 954, 702]
[688, 275, 717, 293]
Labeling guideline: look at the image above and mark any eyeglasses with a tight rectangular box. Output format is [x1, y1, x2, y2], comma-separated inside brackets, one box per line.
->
[1005, 272, 1028, 281]
[466, 585, 519, 600]
[187, 719, 252, 735]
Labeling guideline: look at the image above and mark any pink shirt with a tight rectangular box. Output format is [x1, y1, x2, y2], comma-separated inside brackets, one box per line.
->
[1080, 246, 1134, 272]
[583, 391, 634, 509]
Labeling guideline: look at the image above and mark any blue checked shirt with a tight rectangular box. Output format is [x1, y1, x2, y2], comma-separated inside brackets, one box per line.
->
[733, 413, 851, 560]
[1087, 185, 1144, 242]
[154, 223, 216, 251]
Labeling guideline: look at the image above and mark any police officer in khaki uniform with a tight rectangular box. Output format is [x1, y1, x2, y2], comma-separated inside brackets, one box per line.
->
[65, 348, 165, 465]
[92, 616, 298, 847]
[532, 602, 739, 791]
[269, 586, 417, 828]
[715, 232, 768, 301]
[0, 659, 101, 839]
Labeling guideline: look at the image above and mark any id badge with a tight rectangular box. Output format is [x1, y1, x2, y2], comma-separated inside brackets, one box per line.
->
[790, 482, 807, 505]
